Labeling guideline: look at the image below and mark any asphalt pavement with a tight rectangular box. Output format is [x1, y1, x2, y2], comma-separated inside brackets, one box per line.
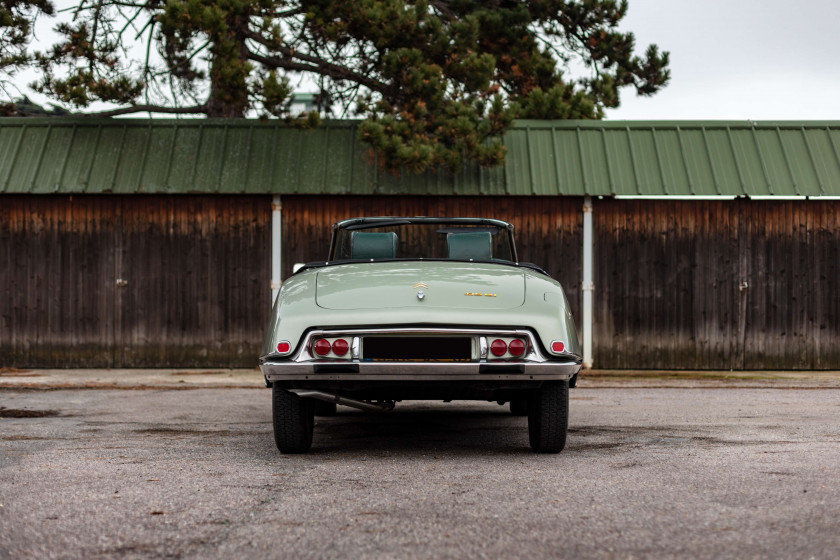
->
[1, 369, 839, 559]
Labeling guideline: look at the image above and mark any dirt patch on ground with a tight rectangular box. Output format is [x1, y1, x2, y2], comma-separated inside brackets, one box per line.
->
[134, 427, 249, 437]
[0, 383, 259, 391]
[170, 371, 228, 376]
[571, 442, 624, 451]
[0, 367, 38, 377]
[0, 407, 60, 418]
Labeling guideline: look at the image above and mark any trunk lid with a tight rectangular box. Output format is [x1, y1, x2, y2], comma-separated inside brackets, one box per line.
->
[315, 261, 525, 310]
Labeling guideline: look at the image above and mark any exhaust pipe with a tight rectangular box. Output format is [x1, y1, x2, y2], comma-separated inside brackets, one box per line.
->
[290, 390, 395, 413]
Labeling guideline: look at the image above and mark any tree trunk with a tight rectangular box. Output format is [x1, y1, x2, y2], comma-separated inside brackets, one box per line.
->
[204, 9, 251, 118]
[206, 81, 248, 118]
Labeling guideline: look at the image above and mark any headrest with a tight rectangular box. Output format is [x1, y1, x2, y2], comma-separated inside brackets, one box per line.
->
[350, 231, 398, 259]
[447, 232, 492, 261]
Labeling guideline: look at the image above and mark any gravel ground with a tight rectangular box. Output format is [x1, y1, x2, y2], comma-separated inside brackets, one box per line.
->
[1, 386, 839, 559]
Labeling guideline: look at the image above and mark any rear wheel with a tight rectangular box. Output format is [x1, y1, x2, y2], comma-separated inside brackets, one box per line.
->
[509, 399, 528, 416]
[527, 381, 569, 453]
[272, 386, 314, 453]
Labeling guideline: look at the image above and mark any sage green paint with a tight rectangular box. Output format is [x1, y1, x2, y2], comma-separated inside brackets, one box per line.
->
[261, 261, 581, 359]
[315, 262, 525, 310]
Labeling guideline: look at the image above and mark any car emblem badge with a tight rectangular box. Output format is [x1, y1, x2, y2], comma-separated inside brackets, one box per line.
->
[416, 290, 425, 300]
[413, 282, 429, 289]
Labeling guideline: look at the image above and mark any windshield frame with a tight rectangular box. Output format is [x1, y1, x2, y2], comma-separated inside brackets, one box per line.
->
[327, 217, 519, 263]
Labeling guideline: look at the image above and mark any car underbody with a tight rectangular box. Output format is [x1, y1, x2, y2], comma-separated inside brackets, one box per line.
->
[268, 379, 563, 404]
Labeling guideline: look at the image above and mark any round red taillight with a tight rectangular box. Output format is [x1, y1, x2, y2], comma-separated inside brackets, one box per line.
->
[276, 341, 291, 354]
[490, 339, 507, 357]
[313, 339, 331, 356]
[508, 339, 526, 357]
[332, 338, 349, 356]
[551, 341, 565, 353]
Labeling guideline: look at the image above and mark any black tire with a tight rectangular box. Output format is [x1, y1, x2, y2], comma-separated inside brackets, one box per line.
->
[527, 380, 569, 453]
[272, 386, 315, 454]
[509, 399, 529, 416]
[313, 400, 338, 417]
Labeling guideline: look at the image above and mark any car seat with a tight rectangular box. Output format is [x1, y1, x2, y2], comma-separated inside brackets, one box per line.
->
[447, 232, 492, 261]
[350, 231, 398, 259]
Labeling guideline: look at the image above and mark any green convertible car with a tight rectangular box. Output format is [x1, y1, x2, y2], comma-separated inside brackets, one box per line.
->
[260, 217, 582, 453]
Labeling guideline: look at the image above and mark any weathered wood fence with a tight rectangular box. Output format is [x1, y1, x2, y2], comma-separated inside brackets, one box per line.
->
[0, 195, 270, 367]
[1, 194, 838, 369]
[594, 198, 840, 370]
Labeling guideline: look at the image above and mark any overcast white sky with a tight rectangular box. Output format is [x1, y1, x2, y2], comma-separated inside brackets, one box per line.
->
[605, 0, 840, 120]
[12, 0, 840, 121]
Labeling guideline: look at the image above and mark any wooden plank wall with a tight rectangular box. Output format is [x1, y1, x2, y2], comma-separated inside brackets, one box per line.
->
[281, 195, 584, 330]
[0, 196, 117, 366]
[116, 196, 270, 367]
[741, 201, 840, 369]
[0, 195, 270, 368]
[3, 194, 836, 370]
[594, 199, 840, 370]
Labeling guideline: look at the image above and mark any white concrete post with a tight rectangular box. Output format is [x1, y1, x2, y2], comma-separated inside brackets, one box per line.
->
[582, 196, 594, 369]
[271, 195, 282, 304]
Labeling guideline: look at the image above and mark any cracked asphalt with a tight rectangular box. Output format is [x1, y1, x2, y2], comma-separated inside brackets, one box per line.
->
[1, 385, 839, 559]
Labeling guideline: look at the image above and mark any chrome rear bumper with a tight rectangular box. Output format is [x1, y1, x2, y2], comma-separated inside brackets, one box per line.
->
[261, 327, 581, 382]
[261, 359, 581, 382]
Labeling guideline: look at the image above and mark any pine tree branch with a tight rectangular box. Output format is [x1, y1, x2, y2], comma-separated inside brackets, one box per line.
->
[246, 46, 391, 97]
[428, 0, 457, 19]
[271, 8, 304, 18]
[82, 103, 206, 117]
[58, 2, 149, 13]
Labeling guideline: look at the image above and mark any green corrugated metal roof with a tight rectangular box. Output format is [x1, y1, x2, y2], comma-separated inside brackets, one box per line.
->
[2, 118, 840, 196]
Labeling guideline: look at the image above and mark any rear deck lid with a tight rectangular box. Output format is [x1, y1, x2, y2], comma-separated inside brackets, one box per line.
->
[315, 261, 525, 310]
